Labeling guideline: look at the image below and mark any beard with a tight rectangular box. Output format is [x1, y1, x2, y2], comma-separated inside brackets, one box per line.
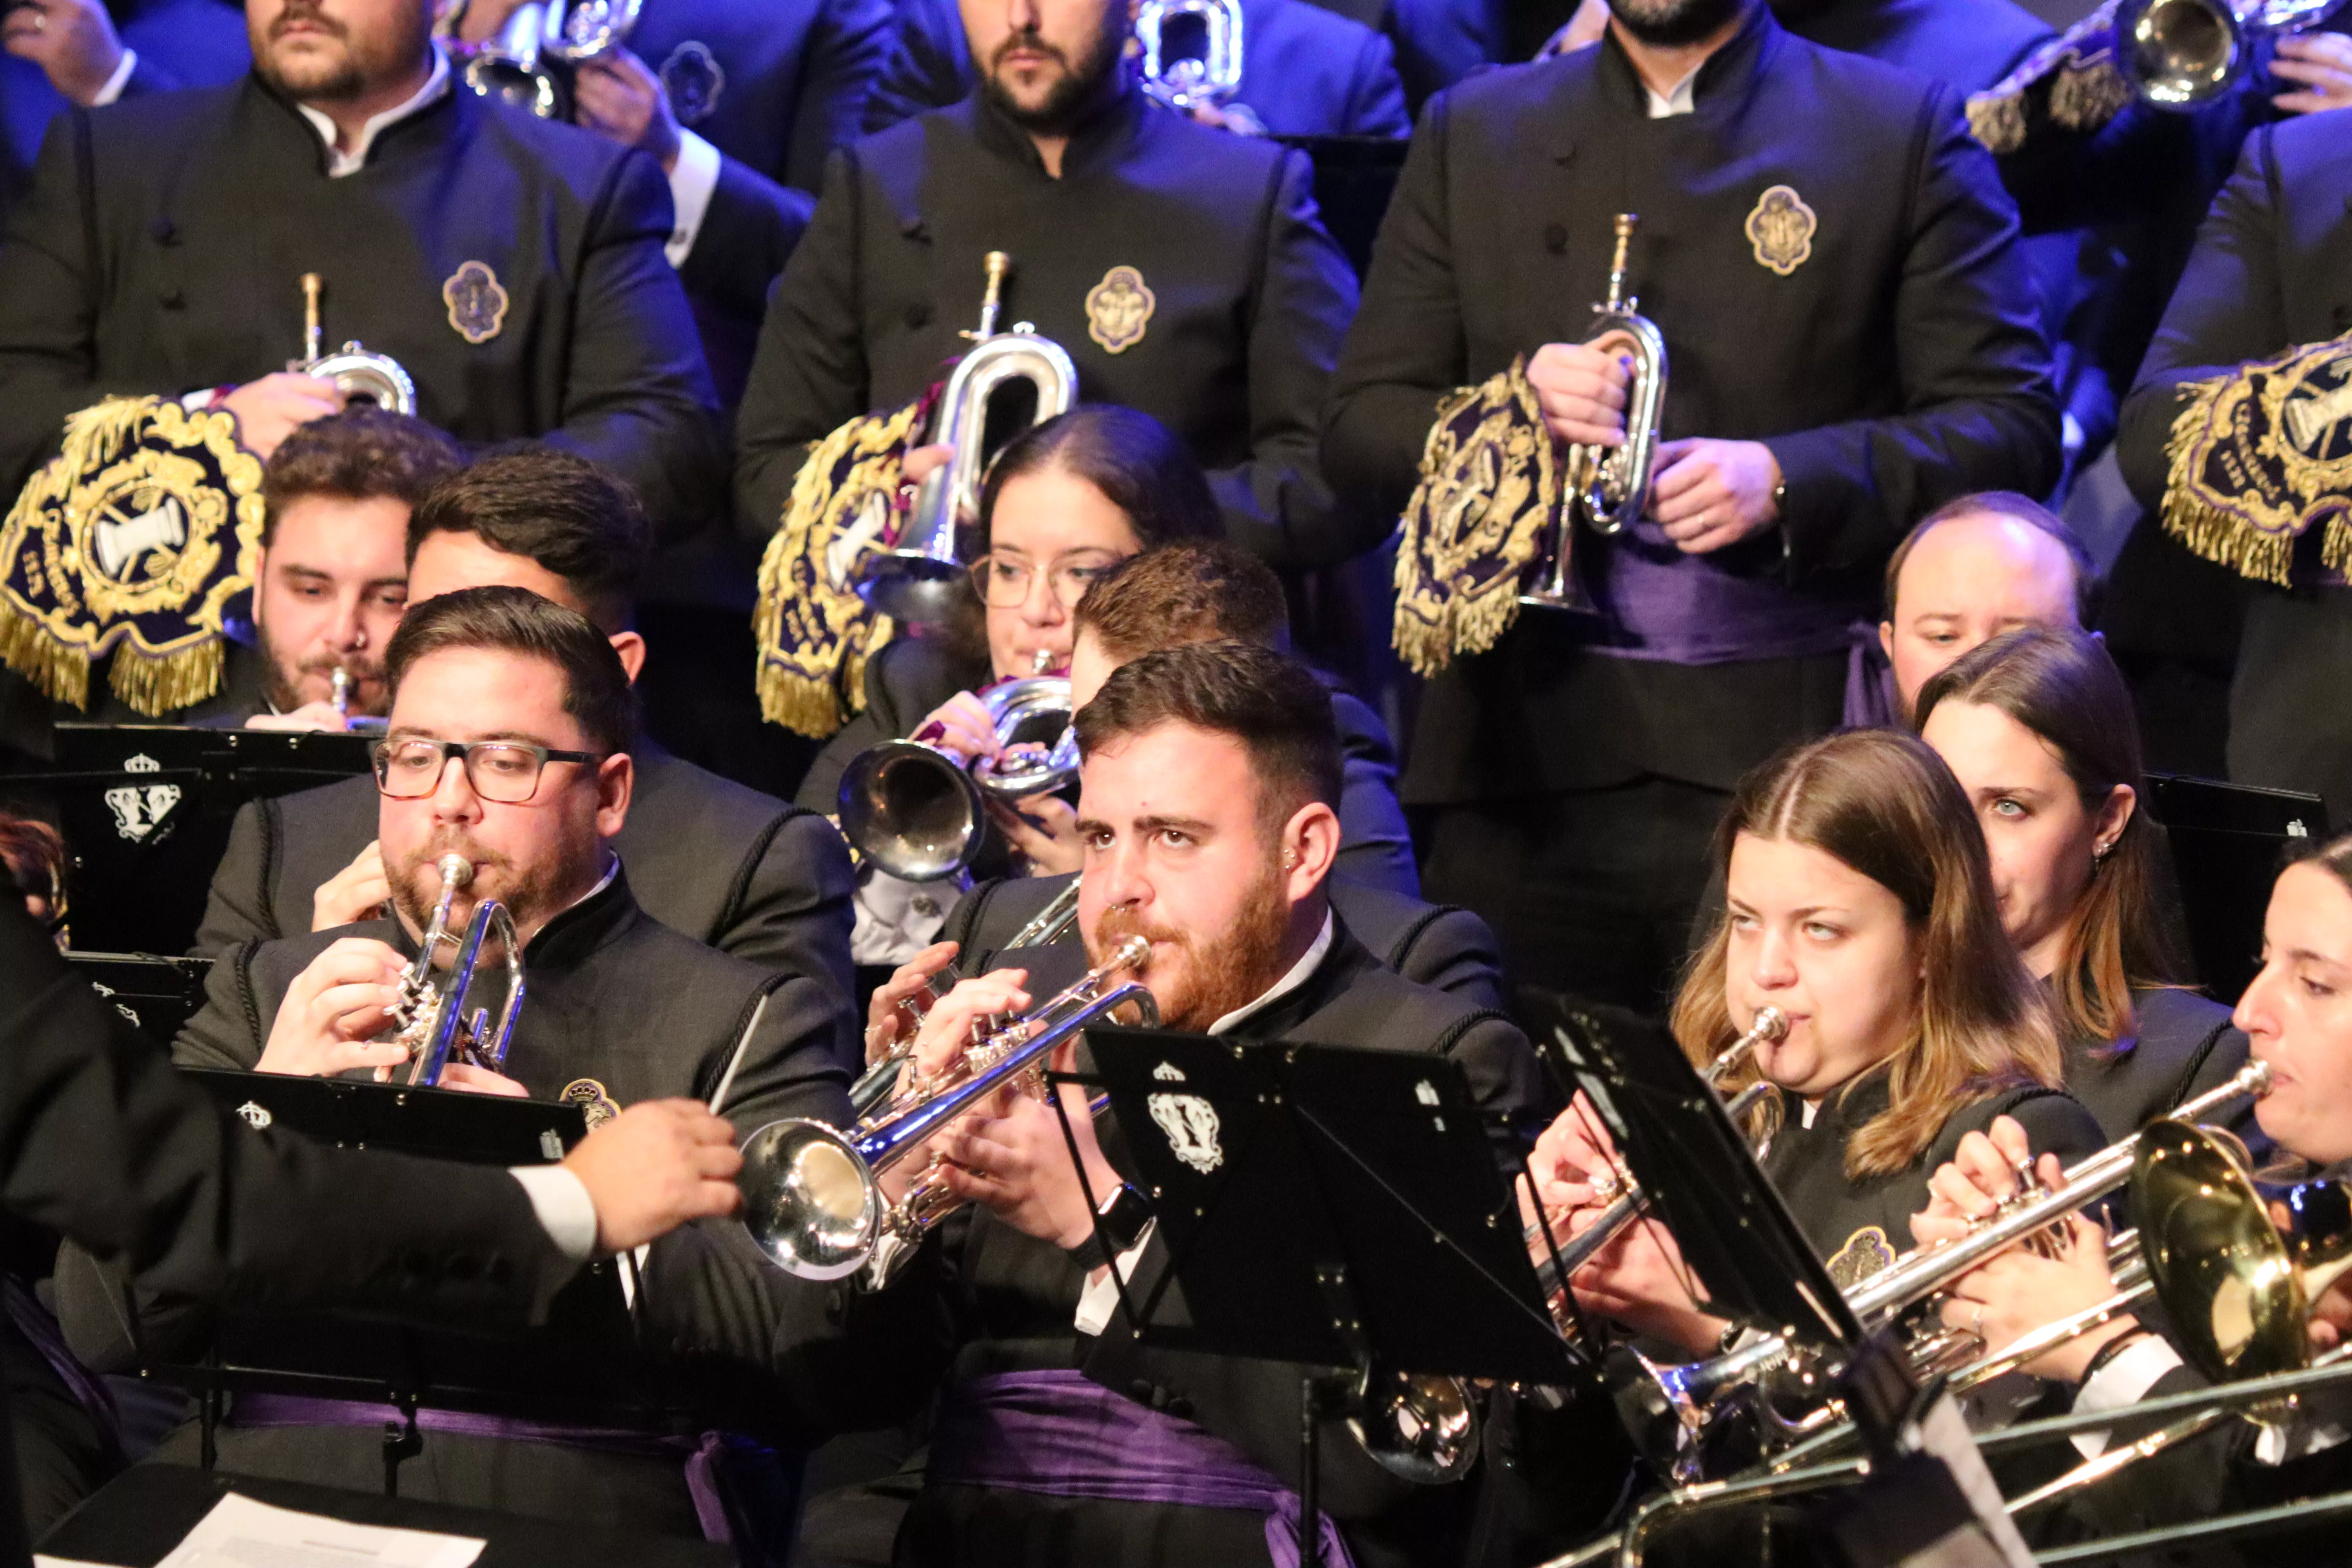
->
[258, 622, 383, 717]
[252, 0, 424, 103]
[1607, 0, 1749, 48]
[1089, 858, 1296, 1033]
[390, 832, 561, 954]
[977, 17, 1124, 134]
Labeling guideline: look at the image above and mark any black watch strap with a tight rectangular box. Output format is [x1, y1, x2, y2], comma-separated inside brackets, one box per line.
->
[1066, 1183, 1154, 1272]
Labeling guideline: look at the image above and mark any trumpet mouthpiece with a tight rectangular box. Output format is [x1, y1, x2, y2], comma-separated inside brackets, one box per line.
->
[436, 853, 474, 888]
[1108, 934, 1151, 973]
[1751, 1005, 1788, 1044]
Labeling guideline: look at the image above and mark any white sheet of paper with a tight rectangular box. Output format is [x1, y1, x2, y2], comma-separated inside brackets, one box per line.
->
[150, 1493, 486, 1568]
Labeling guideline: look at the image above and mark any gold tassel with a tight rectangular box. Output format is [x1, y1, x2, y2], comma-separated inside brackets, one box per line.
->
[2050, 60, 2130, 132]
[2323, 516, 2352, 580]
[107, 638, 224, 718]
[1965, 90, 2028, 155]
[2157, 375, 2296, 586]
[0, 604, 89, 710]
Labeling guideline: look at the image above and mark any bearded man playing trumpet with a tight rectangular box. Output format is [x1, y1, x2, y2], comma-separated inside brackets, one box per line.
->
[1911, 838, 2352, 1563]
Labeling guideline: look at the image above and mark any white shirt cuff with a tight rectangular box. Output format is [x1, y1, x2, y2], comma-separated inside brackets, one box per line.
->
[89, 48, 138, 106]
[508, 1164, 599, 1263]
[180, 388, 217, 413]
[663, 130, 722, 269]
[1073, 1219, 1154, 1337]
[2071, 1334, 2184, 1458]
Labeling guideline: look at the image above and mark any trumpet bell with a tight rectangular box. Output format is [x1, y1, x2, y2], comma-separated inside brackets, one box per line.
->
[839, 740, 987, 882]
[739, 1118, 881, 1281]
[306, 344, 417, 416]
[1350, 1370, 1481, 1483]
[2116, 0, 2244, 106]
[2135, 1119, 2311, 1378]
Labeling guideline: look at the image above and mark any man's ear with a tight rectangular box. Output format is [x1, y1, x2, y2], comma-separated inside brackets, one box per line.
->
[608, 631, 647, 683]
[1877, 619, 1894, 664]
[1279, 800, 1341, 903]
[595, 753, 633, 839]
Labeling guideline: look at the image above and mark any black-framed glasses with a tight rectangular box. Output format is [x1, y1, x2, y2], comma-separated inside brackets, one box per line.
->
[968, 549, 1126, 610]
[372, 739, 602, 804]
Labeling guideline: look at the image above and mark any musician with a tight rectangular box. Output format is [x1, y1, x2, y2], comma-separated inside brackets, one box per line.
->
[1530, 729, 2101, 1362]
[194, 448, 858, 1060]
[1914, 836, 2352, 1564]
[142, 587, 853, 1527]
[0, 0, 721, 528]
[1874, 492, 2089, 726]
[858, 0, 1412, 139]
[90, 407, 463, 731]
[437, 0, 890, 405]
[1324, 0, 2060, 1014]
[2, 894, 744, 1555]
[734, 0, 1366, 567]
[0, 810, 66, 938]
[649, 640, 1544, 1568]
[1915, 626, 2259, 1150]
[2114, 112, 2352, 823]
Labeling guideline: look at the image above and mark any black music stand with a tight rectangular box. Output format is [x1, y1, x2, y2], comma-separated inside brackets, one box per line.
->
[2147, 772, 2326, 1002]
[0, 722, 374, 955]
[1069, 1028, 1573, 1568]
[69, 951, 212, 1049]
[142, 1070, 657, 1497]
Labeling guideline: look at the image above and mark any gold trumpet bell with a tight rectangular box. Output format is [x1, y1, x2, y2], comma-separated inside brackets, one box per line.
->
[2133, 1120, 2352, 1380]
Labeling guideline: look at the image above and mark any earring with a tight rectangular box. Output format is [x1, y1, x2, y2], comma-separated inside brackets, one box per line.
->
[1282, 848, 1298, 869]
[2093, 840, 2114, 864]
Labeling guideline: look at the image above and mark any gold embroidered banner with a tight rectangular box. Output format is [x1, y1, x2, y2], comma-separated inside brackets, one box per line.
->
[1391, 358, 1560, 679]
[2160, 333, 2352, 586]
[0, 397, 263, 715]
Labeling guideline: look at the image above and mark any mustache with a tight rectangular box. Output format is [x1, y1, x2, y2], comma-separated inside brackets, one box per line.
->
[397, 835, 512, 890]
[270, 1, 347, 40]
[990, 27, 1065, 70]
[1092, 905, 1190, 962]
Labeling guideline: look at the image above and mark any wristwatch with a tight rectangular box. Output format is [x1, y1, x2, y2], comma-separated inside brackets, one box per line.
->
[1066, 1183, 1155, 1271]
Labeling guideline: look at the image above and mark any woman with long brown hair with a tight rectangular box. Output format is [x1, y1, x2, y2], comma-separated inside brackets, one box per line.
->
[1531, 727, 2105, 1356]
[1915, 625, 2251, 1142]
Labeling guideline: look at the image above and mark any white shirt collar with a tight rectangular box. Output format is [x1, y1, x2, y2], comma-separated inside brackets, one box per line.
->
[297, 47, 451, 176]
[1207, 909, 1335, 1036]
[1644, 64, 1702, 118]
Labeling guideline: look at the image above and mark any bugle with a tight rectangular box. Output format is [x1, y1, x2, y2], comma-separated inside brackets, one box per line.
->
[1136, 0, 1244, 112]
[383, 853, 525, 1088]
[837, 675, 1078, 882]
[297, 274, 415, 416]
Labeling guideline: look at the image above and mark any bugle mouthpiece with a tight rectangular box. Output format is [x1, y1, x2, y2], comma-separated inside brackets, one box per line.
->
[435, 853, 475, 889]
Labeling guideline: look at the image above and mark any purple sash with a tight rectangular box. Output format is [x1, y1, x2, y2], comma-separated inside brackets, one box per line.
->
[230, 1393, 730, 1542]
[931, 1369, 1355, 1568]
[1582, 519, 1867, 666]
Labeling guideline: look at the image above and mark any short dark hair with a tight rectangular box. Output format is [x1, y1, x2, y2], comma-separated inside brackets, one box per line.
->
[975, 405, 1224, 556]
[384, 585, 634, 755]
[0, 811, 65, 909]
[407, 447, 653, 632]
[1882, 492, 2095, 624]
[260, 409, 466, 548]
[1074, 541, 1289, 660]
[1074, 641, 1340, 836]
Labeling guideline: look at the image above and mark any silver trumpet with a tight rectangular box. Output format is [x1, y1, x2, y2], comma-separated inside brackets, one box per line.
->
[738, 936, 1156, 1287]
[446, 0, 641, 120]
[297, 274, 415, 416]
[838, 675, 1078, 882]
[1136, 0, 1245, 112]
[1528, 1007, 1788, 1337]
[1521, 214, 1669, 612]
[862, 253, 1078, 622]
[848, 876, 1083, 1118]
[383, 854, 525, 1088]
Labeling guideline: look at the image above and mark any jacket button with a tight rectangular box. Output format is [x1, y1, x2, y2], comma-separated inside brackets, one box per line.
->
[1129, 1379, 1154, 1404]
[148, 218, 178, 245]
[904, 303, 933, 330]
[158, 287, 185, 310]
[1544, 223, 1568, 255]
[1166, 1396, 1193, 1418]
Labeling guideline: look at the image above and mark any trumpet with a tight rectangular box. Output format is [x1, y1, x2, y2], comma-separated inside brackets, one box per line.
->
[861, 253, 1078, 622]
[737, 936, 1156, 1287]
[848, 877, 1083, 1118]
[838, 675, 1078, 882]
[444, 0, 642, 120]
[297, 274, 415, 416]
[1521, 214, 1669, 613]
[383, 854, 525, 1088]
[1136, 0, 1244, 112]
[1528, 1007, 1788, 1336]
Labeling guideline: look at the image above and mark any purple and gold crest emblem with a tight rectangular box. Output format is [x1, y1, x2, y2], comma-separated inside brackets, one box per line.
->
[442, 260, 510, 345]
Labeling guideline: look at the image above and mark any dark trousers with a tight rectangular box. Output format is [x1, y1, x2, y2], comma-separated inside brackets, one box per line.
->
[1419, 778, 1731, 1018]
[2230, 588, 2352, 831]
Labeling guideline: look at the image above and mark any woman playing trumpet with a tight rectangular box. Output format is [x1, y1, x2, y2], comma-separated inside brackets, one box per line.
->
[1916, 624, 2261, 1144]
[1913, 838, 2352, 1561]
[1528, 728, 2105, 1358]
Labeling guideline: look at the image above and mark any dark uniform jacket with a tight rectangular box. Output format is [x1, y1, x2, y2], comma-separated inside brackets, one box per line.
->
[2063, 985, 2256, 1147]
[191, 739, 860, 1070]
[0, 901, 583, 1562]
[0, 71, 723, 535]
[641, 920, 1540, 1568]
[946, 866, 1506, 1011]
[2114, 117, 2352, 813]
[795, 637, 1420, 895]
[142, 867, 854, 1531]
[858, 0, 1410, 139]
[1759, 1072, 2103, 1289]
[734, 83, 1367, 568]
[1323, 9, 2060, 800]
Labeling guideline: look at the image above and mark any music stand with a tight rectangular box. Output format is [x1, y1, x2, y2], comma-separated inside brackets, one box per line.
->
[69, 951, 212, 1049]
[0, 723, 374, 955]
[2146, 772, 2325, 1002]
[1071, 1027, 1574, 1568]
[146, 1071, 660, 1495]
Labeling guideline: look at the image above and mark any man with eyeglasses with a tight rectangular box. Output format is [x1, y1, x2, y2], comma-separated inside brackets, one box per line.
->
[156, 584, 853, 1529]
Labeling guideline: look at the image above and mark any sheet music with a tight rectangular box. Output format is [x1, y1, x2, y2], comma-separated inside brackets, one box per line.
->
[145, 1493, 485, 1568]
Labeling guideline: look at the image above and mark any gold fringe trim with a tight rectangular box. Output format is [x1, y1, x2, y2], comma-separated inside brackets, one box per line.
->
[107, 637, 224, 718]
[2325, 517, 2352, 580]
[0, 603, 89, 711]
[2050, 60, 2130, 132]
[1965, 91, 2027, 156]
[2158, 373, 2295, 586]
